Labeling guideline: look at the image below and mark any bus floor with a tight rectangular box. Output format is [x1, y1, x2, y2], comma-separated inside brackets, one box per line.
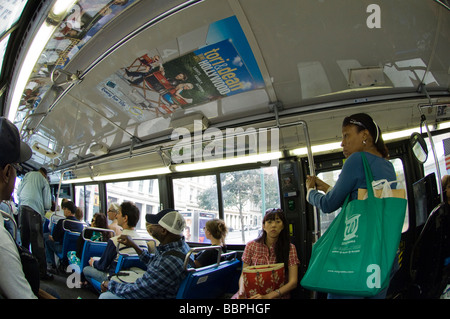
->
[40, 272, 99, 299]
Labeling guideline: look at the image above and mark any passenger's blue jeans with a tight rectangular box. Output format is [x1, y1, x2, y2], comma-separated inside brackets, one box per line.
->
[83, 265, 108, 285]
[44, 233, 62, 267]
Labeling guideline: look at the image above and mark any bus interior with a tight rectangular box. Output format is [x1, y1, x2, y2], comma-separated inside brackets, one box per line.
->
[0, 0, 449, 299]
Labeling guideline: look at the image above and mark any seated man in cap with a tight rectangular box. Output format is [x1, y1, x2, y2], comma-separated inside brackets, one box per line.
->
[99, 208, 193, 299]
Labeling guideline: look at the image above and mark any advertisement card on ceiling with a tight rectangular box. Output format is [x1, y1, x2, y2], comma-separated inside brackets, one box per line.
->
[97, 16, 264, 121]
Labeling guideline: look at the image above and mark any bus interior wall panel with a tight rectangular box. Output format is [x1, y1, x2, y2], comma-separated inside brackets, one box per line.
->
[278, 157, 309, 298]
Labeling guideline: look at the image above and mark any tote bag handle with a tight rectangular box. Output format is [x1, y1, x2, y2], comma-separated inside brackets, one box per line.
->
[361, 152, 375, 199]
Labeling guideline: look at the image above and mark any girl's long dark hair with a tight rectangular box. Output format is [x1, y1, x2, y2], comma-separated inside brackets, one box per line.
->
[255, 208, 290, 271]
[93, 212, 112, 241]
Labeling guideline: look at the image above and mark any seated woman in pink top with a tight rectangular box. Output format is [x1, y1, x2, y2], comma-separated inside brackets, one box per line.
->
[235, 208, 300, 299]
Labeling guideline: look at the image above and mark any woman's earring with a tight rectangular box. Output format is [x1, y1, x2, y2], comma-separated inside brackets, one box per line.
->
[362, 140, 367, 145]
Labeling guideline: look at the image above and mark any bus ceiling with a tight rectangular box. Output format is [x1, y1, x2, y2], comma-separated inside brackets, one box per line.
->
[0, 0, 449, 179]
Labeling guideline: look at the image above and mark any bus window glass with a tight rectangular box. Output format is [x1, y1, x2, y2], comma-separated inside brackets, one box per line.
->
[220, 167, 280, 245]
[105, 179, 160, 231]
[74, 184, 101, 224]
[0, 0, 28, 76]
[316, 169, 342, 236]
[424, 132, 450, 185]
[317, 157, 408, 235]
[173, 175, 218, 243]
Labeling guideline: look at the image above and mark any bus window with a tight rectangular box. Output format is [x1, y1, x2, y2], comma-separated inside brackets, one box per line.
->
[317, 157, 408, 235]
[220, 166, 280, 245]
[424, 131, 450, 184]
[316, 170, 342, 236]
[105, 179, 160, 231]
[74, 184, 101, 224]
[173, 175, 218, 243]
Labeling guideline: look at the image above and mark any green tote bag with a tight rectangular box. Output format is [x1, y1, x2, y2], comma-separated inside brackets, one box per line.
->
[301, 152, 407, 296]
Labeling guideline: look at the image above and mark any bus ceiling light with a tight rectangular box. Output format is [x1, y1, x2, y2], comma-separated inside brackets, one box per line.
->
[90, 143, 110, 156]
[32, 142, 60, 159]
[7, 0, 77, 121]
[92, 167, 171, 181]
[290, 142, 342, 156]
[173, 151, 283, 172]
[61, 177, 93, 184]
[290, 126, 431, 156]
[348, 67, 385, 88]
[48, 0, 78, 23]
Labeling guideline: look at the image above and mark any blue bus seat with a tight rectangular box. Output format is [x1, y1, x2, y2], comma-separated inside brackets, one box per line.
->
[69, 227, 116, 273]
[84, 237, 152, 294]
[43, 217, 50, 234]
[176, 247, 241, 299]
[90, 278, 102, 293]
[114, 254, 147, 273]
[49, 214, 65, 235]
[55, 219, 87, 264]
[113, 238, 155, 273]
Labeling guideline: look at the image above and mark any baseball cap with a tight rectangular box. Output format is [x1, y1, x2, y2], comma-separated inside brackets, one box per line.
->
[146, 208, 186, 235]
[0, 117, 32, 167]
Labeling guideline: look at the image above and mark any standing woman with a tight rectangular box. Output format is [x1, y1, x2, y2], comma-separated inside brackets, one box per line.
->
[236, 208, 300, 299]
[194, 218, 228, 268]
[306, 113, 396, 299]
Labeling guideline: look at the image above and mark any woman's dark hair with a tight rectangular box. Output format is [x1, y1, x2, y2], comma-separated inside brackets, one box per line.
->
[92, 212, 112, 241]
[255, 208, 290, 271]
[342, 113, 389, 158]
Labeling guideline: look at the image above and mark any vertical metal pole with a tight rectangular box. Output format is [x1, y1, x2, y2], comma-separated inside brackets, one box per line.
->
[298, 120, 319, 243]
[419, 87, 444, 202]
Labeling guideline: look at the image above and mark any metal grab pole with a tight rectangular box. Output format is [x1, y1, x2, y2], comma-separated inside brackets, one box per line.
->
[418, 86, 444, 202]
[297, 120, 320, 244]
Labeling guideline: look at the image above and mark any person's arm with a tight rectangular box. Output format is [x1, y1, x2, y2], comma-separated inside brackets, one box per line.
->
[249, 264, 298, 299]
[0, 227, 37, 299]
[108, 254, 184, 299]
[117, 235, 144, 255]
[42, 179, 52, 211]
[250, 243, 300, 299]
[235, 242, 255, 298]
[236, 262, 250, 298]
[307, 152, 361, 213]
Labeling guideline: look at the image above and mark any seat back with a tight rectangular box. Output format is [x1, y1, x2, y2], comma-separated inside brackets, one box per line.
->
[115, 255, 147, 272]
[176, 247, 241, 299]
[113, 238, 155, 273]
[80, 227, 116, 267]
[58, 230, 81, 261]
[56, 219, 87, 261]
[409, 202, 450, 298]
[49, 214, 64, 235]
[74, 240, 107, 271]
